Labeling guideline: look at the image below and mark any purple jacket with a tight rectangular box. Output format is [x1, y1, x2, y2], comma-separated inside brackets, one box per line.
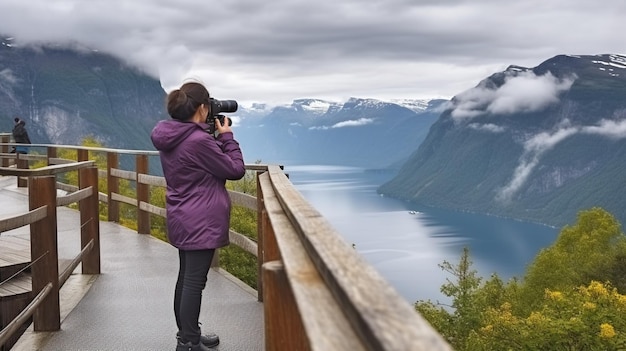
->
[150, 120, 245, 250]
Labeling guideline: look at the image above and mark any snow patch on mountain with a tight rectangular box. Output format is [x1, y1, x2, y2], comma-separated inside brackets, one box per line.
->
[300, 99, 333, 114]
[389, 99, 431, 112]
[592, 59, 626, 69]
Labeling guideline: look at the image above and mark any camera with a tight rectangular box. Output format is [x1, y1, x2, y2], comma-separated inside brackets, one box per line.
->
[206, 98, 238, 134]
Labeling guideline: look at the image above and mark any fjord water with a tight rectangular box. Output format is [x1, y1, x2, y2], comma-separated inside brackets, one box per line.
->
[285, 165, 559, 304]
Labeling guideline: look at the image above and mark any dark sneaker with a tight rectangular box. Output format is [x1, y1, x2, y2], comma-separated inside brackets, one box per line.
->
[175, 340, 211, 351]
[176, 331, 220, 348]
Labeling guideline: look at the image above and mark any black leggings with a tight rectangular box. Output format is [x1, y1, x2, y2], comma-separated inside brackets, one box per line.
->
[174, 249, 215, 344]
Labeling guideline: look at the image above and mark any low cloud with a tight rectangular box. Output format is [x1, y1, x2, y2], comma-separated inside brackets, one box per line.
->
[497, 127, 578, 202]
[468, 123, 506, 133]
[582, 118, 626, 139]
[309, 118, 374, 130]
[0, 68, 18, 84]
[451, 71, 576, 121]
[497, 118, 626, 202]
[333, 118, 374, 128]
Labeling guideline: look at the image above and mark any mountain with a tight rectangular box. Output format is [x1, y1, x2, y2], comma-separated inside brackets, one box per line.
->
[379, 54, 626, 227]
[234, 98, 446, 168]
[1, 37, 444, 170]
[0, 37, 168, 151]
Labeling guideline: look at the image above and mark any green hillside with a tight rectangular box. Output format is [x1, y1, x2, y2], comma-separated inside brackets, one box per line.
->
[0, 40, 167, 151]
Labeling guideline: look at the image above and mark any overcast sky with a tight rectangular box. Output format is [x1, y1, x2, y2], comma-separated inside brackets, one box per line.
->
[0, 0, 623, 106]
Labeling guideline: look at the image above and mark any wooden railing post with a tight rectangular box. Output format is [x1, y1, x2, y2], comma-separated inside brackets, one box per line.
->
[0, 134, 9, 167]
[257, 171, 265, 302]
[76, 149, 89, 190]
[16, 153, 28, 188]
[29, 175, 61, 331]
[263, 261, 310, 351]
[136, 154, 150, 234]
[107, 152, 120, 222]
[47, 146, 57, 166]
[77, 149, 88, 162]
[79, 166, 101, 274]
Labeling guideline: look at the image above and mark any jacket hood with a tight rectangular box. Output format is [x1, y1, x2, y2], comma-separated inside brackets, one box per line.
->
[151, 120, 210, 151]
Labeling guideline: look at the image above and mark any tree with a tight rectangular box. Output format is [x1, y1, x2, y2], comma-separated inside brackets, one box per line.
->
[519, 207, 625, 313]
[467, 281, 626, 350]
[416, 207, 626, 350]
[415, 247, 485, 350]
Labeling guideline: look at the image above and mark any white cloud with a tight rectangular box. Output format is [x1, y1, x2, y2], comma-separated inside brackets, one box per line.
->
[309, 117, 374, 130]
[332, 118, 374, 128]
[497, 127, 578, 202]
[451, 71, 576, 121]
[468, 123, 505, 133]
[497, 117, 626, 202]
[487, 72, 575, 114]
[582, 119, 626, 139]
[0, 0, 623, 105]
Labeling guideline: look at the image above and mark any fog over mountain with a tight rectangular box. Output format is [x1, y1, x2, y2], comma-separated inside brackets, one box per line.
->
[0, 38, 443, 169]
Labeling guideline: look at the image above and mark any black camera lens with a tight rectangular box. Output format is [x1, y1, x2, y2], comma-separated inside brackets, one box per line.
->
[213, 99, 238, 114]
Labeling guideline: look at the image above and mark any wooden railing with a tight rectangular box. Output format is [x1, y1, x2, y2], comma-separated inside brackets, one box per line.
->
[0, 140, 452, 351]
[0, 158, 99, 348]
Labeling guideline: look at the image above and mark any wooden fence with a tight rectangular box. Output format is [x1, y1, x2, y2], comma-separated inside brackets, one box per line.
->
[0, 159, 99, 349]
[0, 140, 451, 351]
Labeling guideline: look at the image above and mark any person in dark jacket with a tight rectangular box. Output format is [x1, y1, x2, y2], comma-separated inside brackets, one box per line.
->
[11, 117, 32, 154]
[151, 81, 245, 351]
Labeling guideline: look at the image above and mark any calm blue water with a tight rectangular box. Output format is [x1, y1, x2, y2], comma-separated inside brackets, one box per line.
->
[285, 165, 559, 304]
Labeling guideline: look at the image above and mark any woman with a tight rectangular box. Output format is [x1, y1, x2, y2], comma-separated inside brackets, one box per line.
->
[151, 81, 245, 351]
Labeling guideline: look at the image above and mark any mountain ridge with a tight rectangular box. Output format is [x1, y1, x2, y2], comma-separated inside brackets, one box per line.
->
[0, 37, 444, 169]
[379, 53, 626, 227]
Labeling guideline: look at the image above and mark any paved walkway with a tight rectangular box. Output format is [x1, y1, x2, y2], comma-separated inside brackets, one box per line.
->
[0, 176, 264, 351]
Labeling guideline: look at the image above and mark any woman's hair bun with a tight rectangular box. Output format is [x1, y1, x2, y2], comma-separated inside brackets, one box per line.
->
[166, 82, 210, 121]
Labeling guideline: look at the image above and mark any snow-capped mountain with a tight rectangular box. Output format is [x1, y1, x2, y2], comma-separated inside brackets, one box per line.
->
[233, 97, 446, 167]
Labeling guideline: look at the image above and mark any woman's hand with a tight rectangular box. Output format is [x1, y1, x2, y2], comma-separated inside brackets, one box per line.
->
[215, 117, 233, 134]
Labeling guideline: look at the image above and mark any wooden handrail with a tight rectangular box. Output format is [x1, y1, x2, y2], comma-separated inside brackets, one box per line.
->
[0, 159, 101, 347]
[0, 283, 53, 347]
[0, 161, 95, 177]
[59, 239, 94, 288]
[0, 206, 47, 233]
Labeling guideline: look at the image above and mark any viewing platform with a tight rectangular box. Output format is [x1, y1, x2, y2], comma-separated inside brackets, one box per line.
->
[0, 136, 451, 351]
[0, 176, 263, 350]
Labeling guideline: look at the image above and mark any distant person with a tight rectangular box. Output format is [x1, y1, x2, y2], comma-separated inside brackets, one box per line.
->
[150, 81, 245, 351]
[11, 117, 31, 154]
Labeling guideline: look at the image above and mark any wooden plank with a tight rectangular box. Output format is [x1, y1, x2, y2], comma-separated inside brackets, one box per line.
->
[57, 186, 93, 207]
[0, 274, 31, 297]
[110, 168, 136, 181]
[229, 190, 258, 211]
[0, 160, 94, 177]
[0, 252, 30, 266]
[139, 201, 166, 217]
[111, 192, 136, 206]
[0, 236, 30, 251]
[56, 182, 78, 193]
[138, 173, 166, 187]
[229, 230, 258, 257]
[259, 172, 366, 351]
[0, 206, 48, 233]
